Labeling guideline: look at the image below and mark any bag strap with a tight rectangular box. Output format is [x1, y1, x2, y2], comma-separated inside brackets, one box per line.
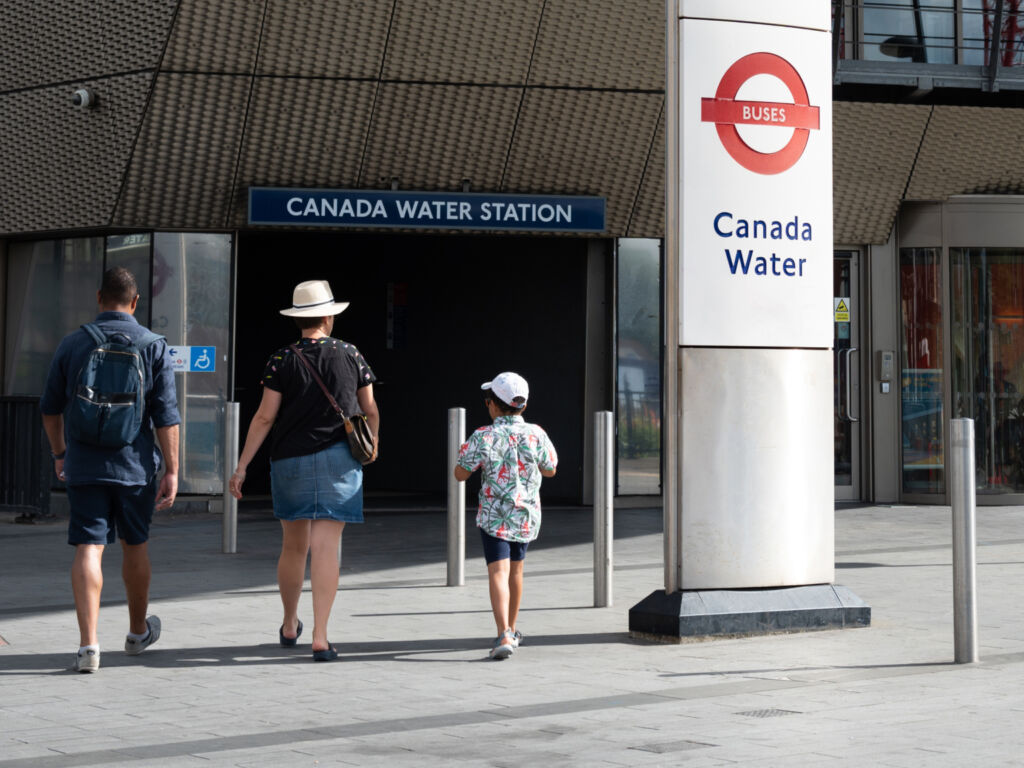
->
[81, 323, 107, 346]
[289, 344, 348, 420]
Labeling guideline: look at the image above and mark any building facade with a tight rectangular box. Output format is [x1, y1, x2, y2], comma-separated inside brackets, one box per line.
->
[2, 1, 1024, 506]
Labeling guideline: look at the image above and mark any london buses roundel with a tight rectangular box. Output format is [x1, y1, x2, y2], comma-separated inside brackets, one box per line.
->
[700, 52, 820, 175]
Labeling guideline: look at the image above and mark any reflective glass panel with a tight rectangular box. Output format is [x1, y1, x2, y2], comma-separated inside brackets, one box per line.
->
[152, 233, 233, 494]
[616, 238, 661, 495]
[951, 248, 1024, 494]
[105, 234, 152, 327]
[834, 255, 853, 486]
[5, 238, 104, 396]
[862, 0, 955, 64]
[963, 0, 1024, 66]
[900, 248, 944, 494]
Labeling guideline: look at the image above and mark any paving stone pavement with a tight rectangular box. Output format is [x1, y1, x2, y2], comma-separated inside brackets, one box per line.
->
[2, 501, 1024, 767]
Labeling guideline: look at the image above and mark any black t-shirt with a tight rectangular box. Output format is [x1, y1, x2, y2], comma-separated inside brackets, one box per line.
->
[261, 336, 376, 461]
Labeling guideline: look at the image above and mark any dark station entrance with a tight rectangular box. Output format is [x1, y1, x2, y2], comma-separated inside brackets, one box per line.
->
[235, 231, 595, 504]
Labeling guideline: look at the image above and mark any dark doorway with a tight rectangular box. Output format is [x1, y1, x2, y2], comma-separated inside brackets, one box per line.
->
[235, 231, 590, 503]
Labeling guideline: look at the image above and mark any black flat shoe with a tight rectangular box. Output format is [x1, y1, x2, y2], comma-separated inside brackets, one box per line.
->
[312, 646, 338, 662]
[279, 620, 303, 647]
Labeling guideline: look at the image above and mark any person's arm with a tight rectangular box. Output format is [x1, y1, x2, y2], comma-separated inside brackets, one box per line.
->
[540, 466, 557, 478]
[155, 424, 180, 511]
[454, 465, 472, 482]
[229, 387, 282, 499]
[42, 413, 67, 481]
[356, 384, 379, 437]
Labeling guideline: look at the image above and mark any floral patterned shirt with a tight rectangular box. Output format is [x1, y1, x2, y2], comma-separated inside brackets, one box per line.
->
[457, 415, 558, 543]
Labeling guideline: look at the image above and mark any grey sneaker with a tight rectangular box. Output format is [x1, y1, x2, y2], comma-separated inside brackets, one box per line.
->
[125, 616, 161, 656]
[511, 629, 523, 649]
[489, 630, 515, 660]
[76, 647, 100, 673]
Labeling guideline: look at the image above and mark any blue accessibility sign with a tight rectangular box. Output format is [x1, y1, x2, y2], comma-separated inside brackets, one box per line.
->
[168, 346, 216, 373]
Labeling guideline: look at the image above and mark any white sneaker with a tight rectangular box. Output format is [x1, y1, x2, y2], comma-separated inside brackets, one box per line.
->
[125, 616, 161, 656]
[511, 629, 523, 649]
[489, 630, 515, 660]
[76, 647, 100, 673]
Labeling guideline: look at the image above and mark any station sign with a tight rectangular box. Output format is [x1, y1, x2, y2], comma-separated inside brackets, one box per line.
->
[168, 346, 216, 373]
[679, 2, 832, 348]
[248, 188, 606, 233]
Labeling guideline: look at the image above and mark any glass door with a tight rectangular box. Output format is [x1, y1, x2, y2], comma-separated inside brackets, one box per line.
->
[834, 251, 861, 500]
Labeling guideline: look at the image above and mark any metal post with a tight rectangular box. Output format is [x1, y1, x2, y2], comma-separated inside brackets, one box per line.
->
[950, 418, 978, 663]
[594, 411, 614, 607]
[663, 0, 681, 595]
[222, 401, 239, 554]
[447, 407, 466, 586]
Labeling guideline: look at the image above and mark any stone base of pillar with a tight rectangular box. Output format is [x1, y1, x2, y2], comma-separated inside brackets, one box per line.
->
[628, 585, 870, 639]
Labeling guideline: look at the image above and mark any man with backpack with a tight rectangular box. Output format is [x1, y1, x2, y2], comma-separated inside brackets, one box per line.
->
[40, 267, 180, 673]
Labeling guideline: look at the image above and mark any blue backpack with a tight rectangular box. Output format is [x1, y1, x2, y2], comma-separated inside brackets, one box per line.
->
[68, 323, 163, 448]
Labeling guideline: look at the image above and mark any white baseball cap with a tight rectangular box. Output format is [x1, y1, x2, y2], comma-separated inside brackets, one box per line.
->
[482, 372, 529, 408]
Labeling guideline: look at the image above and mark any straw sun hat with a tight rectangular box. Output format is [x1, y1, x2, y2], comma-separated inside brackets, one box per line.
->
[279, 280, 349, 317]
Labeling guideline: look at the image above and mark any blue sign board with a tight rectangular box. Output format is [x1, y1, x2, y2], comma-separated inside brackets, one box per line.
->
[248, 188, 606, 233]
[168, 346, 216, 373]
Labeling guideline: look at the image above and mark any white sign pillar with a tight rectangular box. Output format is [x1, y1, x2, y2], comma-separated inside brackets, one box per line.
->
[676, 2, 834, 590]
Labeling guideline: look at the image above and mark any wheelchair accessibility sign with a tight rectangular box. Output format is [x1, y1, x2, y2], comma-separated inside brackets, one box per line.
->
[169, 346, 216, 373]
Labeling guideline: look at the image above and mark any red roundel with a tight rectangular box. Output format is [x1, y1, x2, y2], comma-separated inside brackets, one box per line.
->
[700, 52, 820, 175]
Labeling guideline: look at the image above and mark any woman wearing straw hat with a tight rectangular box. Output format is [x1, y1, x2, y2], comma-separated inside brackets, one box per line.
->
[229, 280, 379, 662]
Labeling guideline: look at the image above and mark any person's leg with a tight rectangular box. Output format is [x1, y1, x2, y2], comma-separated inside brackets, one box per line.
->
[309, 520, 344, 652]
[508, 559, 525, 634]
[121, 541, 151, 635]
[487, 558, 511, 636]
[278, 520, 311, 639]
[71, 544, 105, 647]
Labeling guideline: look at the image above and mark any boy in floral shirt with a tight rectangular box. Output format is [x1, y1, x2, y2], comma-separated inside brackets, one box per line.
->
[455, 372, 558, 660]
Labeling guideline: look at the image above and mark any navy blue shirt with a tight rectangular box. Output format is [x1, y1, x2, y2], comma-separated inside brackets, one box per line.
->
[40, 311, 181, 486]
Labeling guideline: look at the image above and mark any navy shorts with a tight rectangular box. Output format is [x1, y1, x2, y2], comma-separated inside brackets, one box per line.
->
[480, 529, 529, 564]
[66, 481, 157, 546]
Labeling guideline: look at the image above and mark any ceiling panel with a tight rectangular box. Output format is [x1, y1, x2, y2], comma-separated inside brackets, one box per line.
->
[257, 0, 393, 78]
[504, 89, 662, 235]
[161, 0, 263, 73]
[382, 0, 540, 84]
[360, 82, 521, 191]
[0, 73, 153, 234]
[114, 74, 251, 229]
[907, 105, 1024, 200]
[529, 0, 663, 90]
[627, 104, 664, 238]
[833, 101, 931, 245]
[0, 0, 176, 91]
[229, 78, 379, 226]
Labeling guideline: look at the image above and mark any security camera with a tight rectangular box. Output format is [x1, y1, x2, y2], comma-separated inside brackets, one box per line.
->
[71, 88, 96, 108]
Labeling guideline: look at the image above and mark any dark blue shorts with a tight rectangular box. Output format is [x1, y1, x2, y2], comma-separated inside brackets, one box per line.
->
[66, 482, 157, 546]
[480, 529, 529, 564]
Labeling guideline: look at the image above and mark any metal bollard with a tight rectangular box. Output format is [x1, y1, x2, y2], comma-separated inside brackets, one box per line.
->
[222, 401, 240, 554]
[950, 418, 978, 663]
[447, 407, 466, 586]
[594, 411, 614, 607]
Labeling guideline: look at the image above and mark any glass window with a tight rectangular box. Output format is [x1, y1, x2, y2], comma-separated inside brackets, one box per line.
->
[152, 233, 233, 495]
[951, 248, 1024, 494]
[900, 247, 944, 494]
[862, 0, 955, 64]
[4, 238, 104, 396]
[105, 234, 152, 327]
[963, 0, 1024, 66]
[616, 238, 661, 495]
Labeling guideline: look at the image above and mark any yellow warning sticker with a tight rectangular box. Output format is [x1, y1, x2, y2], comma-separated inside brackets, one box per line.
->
[834, 297, 850, 323]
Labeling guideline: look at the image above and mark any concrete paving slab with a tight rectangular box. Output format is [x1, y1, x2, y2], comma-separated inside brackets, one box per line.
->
[2, 503, 1024, 766]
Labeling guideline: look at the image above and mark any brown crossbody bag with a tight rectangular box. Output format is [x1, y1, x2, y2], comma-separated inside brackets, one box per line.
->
[289, 344, 378, 465]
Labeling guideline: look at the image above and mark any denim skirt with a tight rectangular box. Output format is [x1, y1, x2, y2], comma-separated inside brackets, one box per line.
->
[270, 441, 364, 522]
